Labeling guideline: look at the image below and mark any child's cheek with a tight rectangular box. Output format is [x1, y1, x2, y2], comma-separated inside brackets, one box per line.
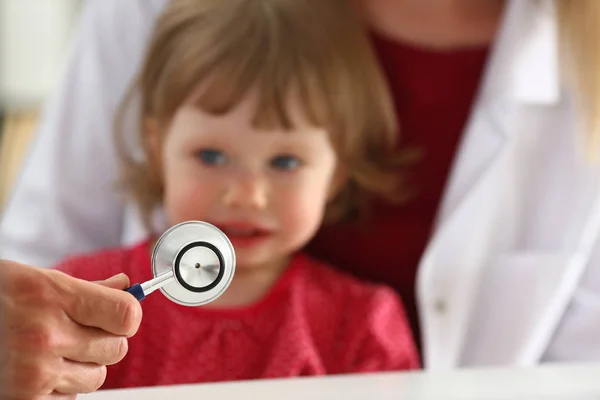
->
[164, 174, 218, 224]
[278, 186, 328, 249]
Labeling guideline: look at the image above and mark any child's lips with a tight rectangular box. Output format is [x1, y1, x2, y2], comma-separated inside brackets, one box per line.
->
[214, 223, 273, 247]
[217, 223, 271, 235]
[222, 227, 267, 236]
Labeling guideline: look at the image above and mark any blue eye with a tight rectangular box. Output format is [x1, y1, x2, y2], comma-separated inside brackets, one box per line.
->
[270, 155, 302, 171]
[196, 149, 226, 166]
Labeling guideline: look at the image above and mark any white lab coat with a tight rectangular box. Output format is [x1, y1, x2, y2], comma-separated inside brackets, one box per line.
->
[1, 0, 599, 368]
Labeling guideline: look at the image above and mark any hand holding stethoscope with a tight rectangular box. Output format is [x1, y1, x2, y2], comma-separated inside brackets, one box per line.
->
[125, 221, 236, 306]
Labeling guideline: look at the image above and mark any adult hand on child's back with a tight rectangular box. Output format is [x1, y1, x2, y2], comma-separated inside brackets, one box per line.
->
[0, 260, 143, 399]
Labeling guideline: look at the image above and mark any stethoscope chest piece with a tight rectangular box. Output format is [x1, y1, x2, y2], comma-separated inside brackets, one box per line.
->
[127, 221, 236, 306]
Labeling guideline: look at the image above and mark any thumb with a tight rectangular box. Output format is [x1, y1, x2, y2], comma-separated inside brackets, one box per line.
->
[95, 273, 130, 290]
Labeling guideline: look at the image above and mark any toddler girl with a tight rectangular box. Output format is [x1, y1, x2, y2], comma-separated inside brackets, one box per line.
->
[55, 0, 419, 389]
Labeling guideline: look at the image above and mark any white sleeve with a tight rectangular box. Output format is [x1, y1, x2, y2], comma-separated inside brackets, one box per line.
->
[0, 0, 168, 267]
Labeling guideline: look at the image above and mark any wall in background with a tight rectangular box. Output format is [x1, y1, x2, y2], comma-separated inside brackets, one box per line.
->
[0, 0, 82, 109]
[0, 0, 83, 211]
[0, 112, 38, 208]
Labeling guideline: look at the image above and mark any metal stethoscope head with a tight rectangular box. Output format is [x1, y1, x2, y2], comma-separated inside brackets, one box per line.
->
[125, 221, 236, 306]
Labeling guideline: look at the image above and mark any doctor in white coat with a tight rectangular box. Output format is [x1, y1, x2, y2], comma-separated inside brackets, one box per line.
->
[1, 0, 600, 383]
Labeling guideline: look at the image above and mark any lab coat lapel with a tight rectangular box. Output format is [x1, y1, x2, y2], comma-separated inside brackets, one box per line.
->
[438, 0, 559, 222]
[417, 0, 560, 369]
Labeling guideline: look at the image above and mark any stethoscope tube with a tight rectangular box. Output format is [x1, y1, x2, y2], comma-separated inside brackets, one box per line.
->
[126, 271, 175, 301]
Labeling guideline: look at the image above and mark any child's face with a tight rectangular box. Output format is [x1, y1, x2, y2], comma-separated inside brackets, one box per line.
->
[152, 92, 342, 270]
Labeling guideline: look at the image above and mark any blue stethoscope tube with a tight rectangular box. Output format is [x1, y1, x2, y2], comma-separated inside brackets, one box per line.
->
[126, 270, 175, 301]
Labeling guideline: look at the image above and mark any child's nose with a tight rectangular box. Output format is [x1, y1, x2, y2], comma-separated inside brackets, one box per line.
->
[222, 172, 268, 210]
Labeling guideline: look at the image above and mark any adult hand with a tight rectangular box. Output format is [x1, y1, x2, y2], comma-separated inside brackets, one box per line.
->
[0, 259, 143, 399]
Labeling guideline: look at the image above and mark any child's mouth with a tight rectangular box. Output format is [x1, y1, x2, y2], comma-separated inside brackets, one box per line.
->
[216, 224, 272, 248]
[223, 227, 262, 236]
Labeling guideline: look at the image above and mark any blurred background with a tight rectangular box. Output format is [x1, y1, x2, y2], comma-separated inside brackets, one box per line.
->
[0, 0, 83, 211]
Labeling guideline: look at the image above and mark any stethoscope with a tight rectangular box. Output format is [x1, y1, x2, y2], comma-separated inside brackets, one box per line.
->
[125, 221, 236, 306]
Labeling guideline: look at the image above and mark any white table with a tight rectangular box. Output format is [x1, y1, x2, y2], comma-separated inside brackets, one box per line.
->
[82, 363, 600, 400]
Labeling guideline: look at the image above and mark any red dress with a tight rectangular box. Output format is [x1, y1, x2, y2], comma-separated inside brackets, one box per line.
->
[55, 240, 419, 389]
[307, 33, 490, 347]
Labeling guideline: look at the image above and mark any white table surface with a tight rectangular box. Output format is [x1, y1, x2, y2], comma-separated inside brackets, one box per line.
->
[82, 363, 600, 400]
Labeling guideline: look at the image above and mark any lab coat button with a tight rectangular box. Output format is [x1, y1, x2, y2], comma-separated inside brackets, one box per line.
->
[434, 299, 447, 313]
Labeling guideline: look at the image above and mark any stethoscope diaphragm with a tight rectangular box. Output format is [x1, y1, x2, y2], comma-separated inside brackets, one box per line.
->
[126, 221, 236, 306]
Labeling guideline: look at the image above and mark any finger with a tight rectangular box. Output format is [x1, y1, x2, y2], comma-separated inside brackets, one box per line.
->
[61, 324, 128, 365]
[45, 393, 78, 400]
[52, 273, 143, 337]
[0, 353, 61, 399]
[1, 395, 76, 400]
[54, 360, 107, 394]
[52, 395, 77, 400]
[94, 273, 130, 289]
